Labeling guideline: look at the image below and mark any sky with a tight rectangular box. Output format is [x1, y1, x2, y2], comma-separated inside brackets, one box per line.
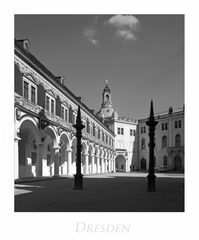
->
[15, 14, 184, 119]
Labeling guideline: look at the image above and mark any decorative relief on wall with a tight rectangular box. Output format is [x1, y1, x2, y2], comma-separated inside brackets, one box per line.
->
[15, 93, 42, 114]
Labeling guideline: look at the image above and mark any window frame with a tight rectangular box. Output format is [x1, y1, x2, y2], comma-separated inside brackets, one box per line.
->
[23, 78, 37, 104]
[45, 92, 56, 114]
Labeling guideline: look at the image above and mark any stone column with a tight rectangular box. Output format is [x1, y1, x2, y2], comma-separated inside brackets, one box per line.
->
[14, 137, 21, 180]
[67, 148, 72, 175]
[85, 153, 89, 175]
[108, 159, 111, 173]
[91, 155, 95, 174]
[53, 146, 60, 177]
[113, 159, 116, 172]
[105, 158, 107, 173]
[101, 157, 104, 173]
[96, 156, 100, 174]
[36, 142, 44, 177]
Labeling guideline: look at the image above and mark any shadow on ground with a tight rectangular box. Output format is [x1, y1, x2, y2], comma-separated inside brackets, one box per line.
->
[15, 174, 184, 212]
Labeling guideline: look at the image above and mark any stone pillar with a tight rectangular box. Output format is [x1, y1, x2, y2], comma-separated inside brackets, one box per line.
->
[105, 158, 107, 173]
[101, 157, 104, 173]
[91, 155, 95, 174]
[67, 148, 72, 175]
[96, 156, 100, 174]
[36, 142, 44, 177]
[108, 159, 111, 173]
[113, 159, 116, 172]
[53, 146, 60, 177]
[14, 137, 21, 180]
[85, 153, 89, 175]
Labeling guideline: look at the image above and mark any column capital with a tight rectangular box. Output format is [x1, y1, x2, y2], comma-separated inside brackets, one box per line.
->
[53, 146, 61, 150]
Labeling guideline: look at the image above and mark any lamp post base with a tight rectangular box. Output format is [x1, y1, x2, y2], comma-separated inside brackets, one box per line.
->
[74, 173, 83, 190]
[147, 174, 156, 192]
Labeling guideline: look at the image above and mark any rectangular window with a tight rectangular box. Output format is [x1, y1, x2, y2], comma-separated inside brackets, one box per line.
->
[165, 123, 168, 130]
[24, 81, 29, 100]
[178, 120, 181, 128]
[31, 86, 36, 104]
[133, 130, 136, 136]
[61, 106, 64, 119]
[121, 128, 124, 135]
[161, 123, 164, 131]
[130, 129, 133, 136]
[51, 99, 55, 114]
[174, 121, 178, 129]
[98, 128, 100, 139]
[117, 128, 120, 134]
[46, 96, 50, 111]
[65, 109, 68, 122]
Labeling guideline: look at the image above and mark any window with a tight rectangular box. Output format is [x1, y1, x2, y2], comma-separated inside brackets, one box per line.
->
[24, 81, 29, 99]
[47, 144, 50, 152]
[133, 130, 136, 136]
[130, 129, 133, 136]
[121, 164, 124, 170]
[51, 99, 55, 114]
[23, 79, 37, 104]
[175, 120, 182, 129]
[87, 119, 90, 133]
[98, 128, 100, 139]
[179, 120, 181, 128]
[117, 127, 120, 134]
[175, 134, 181, 147]
[32, 140, 37, 150]
[163, 156, 168, 167]
[141, 138, 145, 149]
[93, 124, 95, 136]
[45, 93, 55, 114]
[165, 123, 168, 130]
[61, 105, 68, 121]
[162, 135, 167, 148]
[46, 96, 50, 111]
[31, 86, 36, 104]
[121, 128, 124, 135]
[161, 123, 164, 131]
[141, 126, 146, 134]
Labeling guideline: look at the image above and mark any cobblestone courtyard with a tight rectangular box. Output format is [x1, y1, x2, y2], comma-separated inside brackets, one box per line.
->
[15, 172, 184, 212]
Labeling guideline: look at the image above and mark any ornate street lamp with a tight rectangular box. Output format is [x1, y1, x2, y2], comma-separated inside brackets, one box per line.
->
[146, 100, 158, 192]
[73, 106, 85, 190]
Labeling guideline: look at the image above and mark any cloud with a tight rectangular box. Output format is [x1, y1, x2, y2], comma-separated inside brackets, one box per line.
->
[84, 27, 99, 46]
[106, 15, 139, 41]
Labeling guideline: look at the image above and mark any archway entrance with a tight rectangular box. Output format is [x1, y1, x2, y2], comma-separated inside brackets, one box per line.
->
[140, 158, 146, 171]
[174, 155, 182, 171]
[18, 119, 39, 178]
[115, 154, 126, 172]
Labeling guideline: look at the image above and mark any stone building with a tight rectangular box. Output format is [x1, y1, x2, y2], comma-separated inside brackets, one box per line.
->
[14, 39, 115, 180]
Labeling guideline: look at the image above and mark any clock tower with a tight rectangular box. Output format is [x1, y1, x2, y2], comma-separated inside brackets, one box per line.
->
[97, 80, 118, 121]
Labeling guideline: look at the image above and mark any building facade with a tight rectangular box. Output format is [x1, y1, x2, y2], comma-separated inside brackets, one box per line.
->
[138, 107, 184, 171]
[14, 39, 115, 180]
[14, 39, 184, 180]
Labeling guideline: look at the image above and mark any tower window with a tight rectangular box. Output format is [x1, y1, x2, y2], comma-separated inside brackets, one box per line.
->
[105, 94, 109, 101]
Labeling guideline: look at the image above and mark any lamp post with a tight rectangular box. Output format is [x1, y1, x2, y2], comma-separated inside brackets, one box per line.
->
[73, 106, 85, 190]
[146, 100, 158, 192]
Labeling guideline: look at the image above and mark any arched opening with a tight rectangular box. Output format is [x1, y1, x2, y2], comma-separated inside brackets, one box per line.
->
[81, 141, 87, 174]
[174, 155, 182, 171]
[59, 132, 70, 175]
[163, 155, 168, 166]
[115, 154, 126, 172]
[18, 118, 39, 178]
[71, 137, 77, 174]
[105, 94, 109, 102]
[88, 144, 93, 174]
[140, 158, 146, 171]
[43, 126, 58, 176]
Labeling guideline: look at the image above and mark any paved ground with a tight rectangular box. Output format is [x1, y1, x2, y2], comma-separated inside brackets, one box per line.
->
[14, 172, 184, 212]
